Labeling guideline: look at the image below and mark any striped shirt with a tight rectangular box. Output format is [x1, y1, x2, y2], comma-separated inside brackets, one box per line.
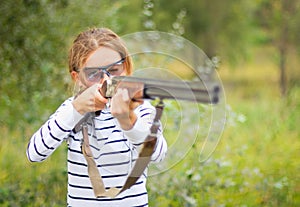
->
[26, 98, 167, 207]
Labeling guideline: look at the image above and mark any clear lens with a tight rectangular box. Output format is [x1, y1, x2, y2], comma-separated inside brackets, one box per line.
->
[84, 68, 105, 82]
[79, 58, 125, 86]
[106, 63, 124, 76]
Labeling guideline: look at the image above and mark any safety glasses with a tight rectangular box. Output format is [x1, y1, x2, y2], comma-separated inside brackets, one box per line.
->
[81, 58, 125, 83]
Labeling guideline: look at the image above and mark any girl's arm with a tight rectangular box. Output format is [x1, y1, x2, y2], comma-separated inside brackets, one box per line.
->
[120, 101, 168, 163]
[26, 98, 83, 162]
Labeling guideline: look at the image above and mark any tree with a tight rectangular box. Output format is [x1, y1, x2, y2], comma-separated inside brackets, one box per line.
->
[140, 0, 256, 64]
[0, 0, 126, 127]
[255, 0, 300, 96]
[0, 0, 68, 126]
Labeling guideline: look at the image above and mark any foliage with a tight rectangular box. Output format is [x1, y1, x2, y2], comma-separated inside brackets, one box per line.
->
[0, 0, 67, 127]
[0, 0, 126, 128]
[146, 0, 257, 64]
[254, 0, 300, 96]
[0, 126, 68, 206]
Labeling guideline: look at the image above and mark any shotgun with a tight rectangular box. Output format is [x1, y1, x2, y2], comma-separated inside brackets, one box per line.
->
[101, 76, 220, 104]
[74, 75, 220, 132]
[76, 75, 221, 198]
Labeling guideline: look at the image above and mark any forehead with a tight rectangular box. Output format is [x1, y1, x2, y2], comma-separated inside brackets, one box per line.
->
[85, 47, 121, 67]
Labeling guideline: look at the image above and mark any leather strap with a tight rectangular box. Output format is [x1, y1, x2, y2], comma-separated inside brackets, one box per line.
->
[80, 101, 164, 198]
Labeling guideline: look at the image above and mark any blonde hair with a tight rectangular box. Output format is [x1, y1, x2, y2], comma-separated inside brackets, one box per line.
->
[68, 28, 133, 75]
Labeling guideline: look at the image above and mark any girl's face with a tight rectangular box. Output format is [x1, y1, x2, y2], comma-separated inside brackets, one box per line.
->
[72, 47, 126, 87]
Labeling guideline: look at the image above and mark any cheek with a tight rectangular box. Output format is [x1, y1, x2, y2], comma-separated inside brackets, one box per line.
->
[121, 66, 128, 76]
[120, 71, 127, 76]
[74, 75, 92, 89]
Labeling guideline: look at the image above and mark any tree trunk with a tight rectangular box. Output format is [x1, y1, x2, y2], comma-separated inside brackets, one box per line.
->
[278, 0, 290, 97]
[279, 46, 287, 97]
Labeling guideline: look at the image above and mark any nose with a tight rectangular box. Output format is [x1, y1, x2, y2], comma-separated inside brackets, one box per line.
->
[100, 73, 110, 84]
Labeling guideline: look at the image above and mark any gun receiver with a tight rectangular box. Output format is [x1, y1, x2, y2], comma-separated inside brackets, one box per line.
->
[101, 76, 220, 104]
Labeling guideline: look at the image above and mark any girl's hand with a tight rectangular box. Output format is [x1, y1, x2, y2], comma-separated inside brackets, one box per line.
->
[72, 84, 108, 115]
[110, 88, 139, 130]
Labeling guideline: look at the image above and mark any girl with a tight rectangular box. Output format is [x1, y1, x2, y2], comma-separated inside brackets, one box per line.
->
[26, 27, 167, 207]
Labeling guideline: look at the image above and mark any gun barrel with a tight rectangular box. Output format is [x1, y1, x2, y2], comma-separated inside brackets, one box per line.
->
[103, 76, 220, 104]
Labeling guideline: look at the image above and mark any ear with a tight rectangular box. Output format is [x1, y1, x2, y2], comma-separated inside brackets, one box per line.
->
[70, 71, 79, 81]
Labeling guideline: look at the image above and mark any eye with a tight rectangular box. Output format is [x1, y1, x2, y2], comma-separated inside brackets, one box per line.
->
[107, 63, 124, 75]
[88, 70, 98, 78]
[107, 67, 120, 74]
[85, 69, 101, 81]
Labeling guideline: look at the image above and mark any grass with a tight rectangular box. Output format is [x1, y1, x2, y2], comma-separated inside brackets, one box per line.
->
[0, 127, 68, 206]
[0, 55, 299, 206]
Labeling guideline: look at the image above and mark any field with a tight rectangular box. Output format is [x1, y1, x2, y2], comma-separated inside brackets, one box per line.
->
[0, 56, 299, 206]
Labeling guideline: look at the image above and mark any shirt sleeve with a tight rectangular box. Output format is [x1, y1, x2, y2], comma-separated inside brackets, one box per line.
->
[26, 98, 84, 162]
[120, 101, 168, 163]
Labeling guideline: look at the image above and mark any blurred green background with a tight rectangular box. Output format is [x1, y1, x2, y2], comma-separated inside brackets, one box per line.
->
[0, 0, 299, 206]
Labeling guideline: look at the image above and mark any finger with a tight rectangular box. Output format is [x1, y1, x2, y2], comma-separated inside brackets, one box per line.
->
[121, 88, 130, 102]
[94, 84, 108, 104]
[95, 93, 108, 104]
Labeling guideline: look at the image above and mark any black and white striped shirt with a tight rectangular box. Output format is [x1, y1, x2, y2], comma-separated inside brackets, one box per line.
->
[26, 98, 167, 207]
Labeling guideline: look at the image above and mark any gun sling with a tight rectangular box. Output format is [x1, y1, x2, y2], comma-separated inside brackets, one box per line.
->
[78, 101, 164, 198]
